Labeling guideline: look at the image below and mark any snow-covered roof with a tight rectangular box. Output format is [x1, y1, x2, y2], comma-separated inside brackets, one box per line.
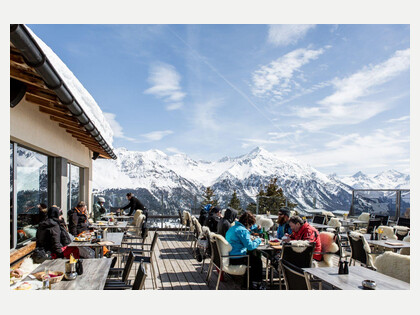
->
[26, 26, 114, 149]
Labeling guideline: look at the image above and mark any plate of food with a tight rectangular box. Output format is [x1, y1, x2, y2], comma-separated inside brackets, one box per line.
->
[74, 237, 87, 242]
[11, 280, 43, 290]
[268, 239, 281, 246]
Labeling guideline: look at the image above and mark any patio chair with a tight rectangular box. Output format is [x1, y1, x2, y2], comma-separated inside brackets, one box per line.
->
[104, 258, 147, 290]
[373, 214, 389, 226]
[131, 232, 159, 290]
[366, 218, 382, 234]
[106, 250, 135, 284]
[280, 259, 322, 290]
[191, 216, 202, 251]
[347, 231, 379, 269]
[326, 217, 342, 233]
[314, 231, 339, 268]
[197, 226, 211, 273]
[399, 234, 410, 255]
[124, 214, 146, 241]
[377, 225, 397, 240]
[206, 232, 250, 290]
[396, 217, 410, 227]
[278, 241, 315, 289]
[312, 215, 326, 225]
[375, 251, 410, 283]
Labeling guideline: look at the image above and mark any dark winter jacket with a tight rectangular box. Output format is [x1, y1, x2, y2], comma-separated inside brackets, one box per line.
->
[36, 207, 71, 255]
[122, 196, 146, 216]
[68, 207, 89, 236]
[217, 208, 238, 237]
[198, 208, 208, 226]
[205, 207, 221, 233]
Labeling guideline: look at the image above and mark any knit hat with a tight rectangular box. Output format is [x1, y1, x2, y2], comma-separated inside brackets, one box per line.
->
[279, 207, 291, 217]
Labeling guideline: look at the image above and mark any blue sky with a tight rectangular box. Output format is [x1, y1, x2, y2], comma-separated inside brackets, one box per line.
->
[28, 24, 410, 176]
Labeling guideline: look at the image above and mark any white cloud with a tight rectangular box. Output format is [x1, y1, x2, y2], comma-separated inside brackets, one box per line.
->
[268, 25, 316, 46]
[166, 147, 184, 155]
[103, 112, 135, 141]
[386, 115, 409, 123]
[296, 49, 410, 131]
[252, 47, 326, 98]
[144, 63, 186, 110]
[293, 129, 409, 173]
[139, 130, 174, 142]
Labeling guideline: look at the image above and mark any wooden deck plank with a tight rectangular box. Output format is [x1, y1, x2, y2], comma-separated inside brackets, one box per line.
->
[163, 232, 208, 290]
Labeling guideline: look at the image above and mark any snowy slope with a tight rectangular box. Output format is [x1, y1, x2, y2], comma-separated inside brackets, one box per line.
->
[341, 170, 410, 190]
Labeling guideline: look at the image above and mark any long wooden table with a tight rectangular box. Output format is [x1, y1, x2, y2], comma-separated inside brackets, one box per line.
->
[91, 221, 128, 230]
[303, 266, 410, 290]
[24, 258, 113, 290]
[68, 232, 125, 257]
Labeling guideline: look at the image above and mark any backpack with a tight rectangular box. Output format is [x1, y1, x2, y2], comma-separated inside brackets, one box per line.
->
[31, 247, 51, 264]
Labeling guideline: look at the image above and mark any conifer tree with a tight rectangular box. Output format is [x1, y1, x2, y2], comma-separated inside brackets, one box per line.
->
[201, 186, 219, 206]
[228, 190, 242, 211]
[246, 202, 257, 214]
[256, 177, 296, 214]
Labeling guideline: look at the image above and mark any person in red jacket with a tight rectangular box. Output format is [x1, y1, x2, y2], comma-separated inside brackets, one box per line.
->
[286, 215, 322, 261]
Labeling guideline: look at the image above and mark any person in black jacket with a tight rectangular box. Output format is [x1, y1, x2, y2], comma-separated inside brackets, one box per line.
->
[217, 207, 238, 237]
[198, 204, 211, 226]
[68, 201, 89, 236]
[36, 206, 75, 259]
[204, 206, 222, 233]
[119, 193, 148, 237]
[37, 203, 48, 224]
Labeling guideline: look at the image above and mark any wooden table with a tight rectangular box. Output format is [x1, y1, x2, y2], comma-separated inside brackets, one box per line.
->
[367, 239, 410, 252]
[91, 221, 128, 230]
[102, 214, 132, 221]
[24, 258, 112, 290]
[310, 223, 331, 230]
[68, 232, 125, 257]
[303, 266, 410, 290]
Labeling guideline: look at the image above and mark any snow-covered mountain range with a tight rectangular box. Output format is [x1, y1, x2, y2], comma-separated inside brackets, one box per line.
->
[92, 147, 409, 213]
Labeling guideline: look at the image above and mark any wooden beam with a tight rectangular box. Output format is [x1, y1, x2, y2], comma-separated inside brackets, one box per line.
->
[10, 241, 36, 265]
[62, 125, 93, 139]
[10, 66, 47, 89]
[26, 85, 60, 103]
[49, 115, 82, 128]
[26, 94, 68, 113]
[38, 106, 75, 122]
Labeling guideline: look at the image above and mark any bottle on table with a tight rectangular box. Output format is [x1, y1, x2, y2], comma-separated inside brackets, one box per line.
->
[41, 267, 51, 290]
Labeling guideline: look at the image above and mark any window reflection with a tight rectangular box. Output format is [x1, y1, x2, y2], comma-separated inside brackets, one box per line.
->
[16, 146, 48, 246]
[67, 163, 80, 210]
[10, 143, 14, 249]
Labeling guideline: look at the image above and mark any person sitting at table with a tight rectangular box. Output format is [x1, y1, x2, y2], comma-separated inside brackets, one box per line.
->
[198, 203, 211, 226]
[285, 215, 322, 261]
[277, 207, 292, 239]
[217, 207, 238, 237]
[93, 197, 107, 222]
[68, 201, 90, 236]
[37, 203, 48, 224]
[36, 206, 80, 259]
[225, 211, 264, 290]
[204, 206, 222, 233]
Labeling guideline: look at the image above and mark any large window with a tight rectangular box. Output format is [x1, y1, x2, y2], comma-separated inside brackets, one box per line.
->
[14, 145, 48, 247]
[67, 163, 80, 210]
[10, 143, 14, 249]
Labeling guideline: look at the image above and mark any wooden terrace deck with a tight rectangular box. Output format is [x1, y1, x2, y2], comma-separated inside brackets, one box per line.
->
[120, 230, 350, 290]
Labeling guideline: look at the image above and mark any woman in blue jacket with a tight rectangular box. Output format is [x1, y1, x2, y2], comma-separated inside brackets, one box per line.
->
[225, 211, 264, 289]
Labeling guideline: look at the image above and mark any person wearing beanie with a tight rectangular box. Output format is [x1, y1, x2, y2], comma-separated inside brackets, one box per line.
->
[217, 207, 238, 237]
[93, 197, 107, 222]
[204, 206, 222, 233]
[276, 207, 292, 239]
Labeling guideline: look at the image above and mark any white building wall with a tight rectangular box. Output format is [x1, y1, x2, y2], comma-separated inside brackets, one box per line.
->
[10, 98, 93, 214]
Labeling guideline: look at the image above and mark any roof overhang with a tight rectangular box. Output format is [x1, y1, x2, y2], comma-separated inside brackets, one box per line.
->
[10, 24, 117, 160]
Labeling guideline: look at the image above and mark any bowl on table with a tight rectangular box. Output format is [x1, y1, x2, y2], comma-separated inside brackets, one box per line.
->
[33, 271, 64, 284]
[362, 280, 376, 290]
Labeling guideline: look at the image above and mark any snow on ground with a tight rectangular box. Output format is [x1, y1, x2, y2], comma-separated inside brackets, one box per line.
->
[26, 26, 114, 149]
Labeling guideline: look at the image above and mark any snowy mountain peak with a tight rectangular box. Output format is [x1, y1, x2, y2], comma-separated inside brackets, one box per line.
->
[352, 171, 369, 179]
